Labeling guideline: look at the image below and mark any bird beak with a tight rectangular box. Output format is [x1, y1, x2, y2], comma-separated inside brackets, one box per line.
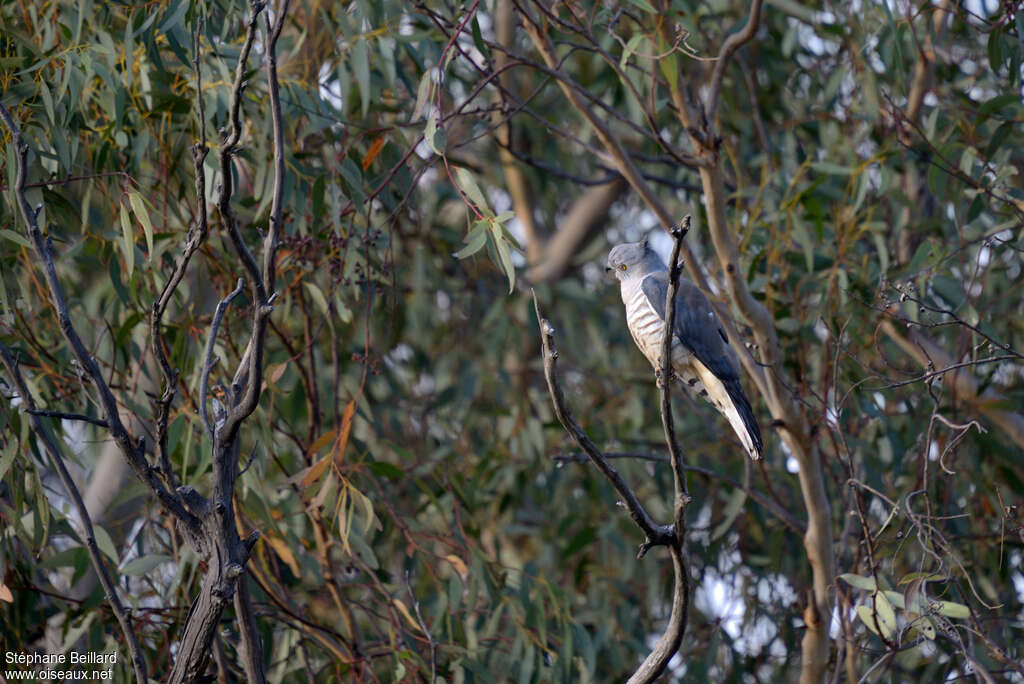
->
[603, 266, 617, 283]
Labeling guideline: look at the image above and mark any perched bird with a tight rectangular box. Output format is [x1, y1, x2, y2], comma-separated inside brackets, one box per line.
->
[607, 239, 763, 460]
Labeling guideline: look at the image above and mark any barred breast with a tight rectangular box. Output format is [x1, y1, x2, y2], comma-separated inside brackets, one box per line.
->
[622, 281, 691, 371]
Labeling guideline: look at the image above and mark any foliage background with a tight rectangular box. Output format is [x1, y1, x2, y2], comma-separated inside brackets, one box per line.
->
[1, 0, 1023, 681]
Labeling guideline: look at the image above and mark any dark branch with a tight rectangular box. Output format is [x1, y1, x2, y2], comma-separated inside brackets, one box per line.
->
[553, 451, 804, 534]
[24, 408, 109, 428]
[532, 292, 673, 551]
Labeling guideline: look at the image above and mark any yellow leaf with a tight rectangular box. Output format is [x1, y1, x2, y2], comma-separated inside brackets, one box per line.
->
[332, 400, 356, 465]
[300, 457, 330, 489]
[0, 582, 12, 603]
[264, 535, 300, 577]
[445, 554, 469, 581]
[336, 485, 351, 554]
[128, 191, 153, 258]
[362, 136, 387, 170]
[308, 429, 338, 456]
[392, 598, 423, 633]
[267, 361, 288, 384]
[119, 204, 135, 277]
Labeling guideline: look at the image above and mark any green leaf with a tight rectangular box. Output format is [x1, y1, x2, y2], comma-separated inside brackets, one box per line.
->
[369, 461, 403, 479]
[935, 600, 970, 619]
[119, 204, 135, 277]
[978, 93, 1019, 121]
[987, 27, 1003, 73]
[911, 616, 936, 640]
[454, 167, 490, 213]
[471, 16, 489, 60]
[425, 111, 445, 155]
[453, 222, 488, 259]
[838, 573, 877, 591]
[352, 37, 371, 118]
[412, 69, 433, 122]
[0, 444, 17, 482]
[856, 595, 896, 638]
[0, 229, 33, 249]
[303, 281, 330, 315]
[92, 524, 119, 564]
[121, 554, 171, 576]
[898, 572, 945, 584]
[491, 224, 516, 294]
[128, 191, 153, 258]
[985, 121, 1015, 159]
[625, 0, 656, 12]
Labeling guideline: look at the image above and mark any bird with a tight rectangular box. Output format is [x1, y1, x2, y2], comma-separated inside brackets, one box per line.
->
[606, 239, 763, 460]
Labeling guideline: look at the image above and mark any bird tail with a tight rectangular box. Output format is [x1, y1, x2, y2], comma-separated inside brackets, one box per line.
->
[721, 378, 763, 461]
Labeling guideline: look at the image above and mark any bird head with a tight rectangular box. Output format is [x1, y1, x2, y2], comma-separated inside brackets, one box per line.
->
[605, 239, 662, 281]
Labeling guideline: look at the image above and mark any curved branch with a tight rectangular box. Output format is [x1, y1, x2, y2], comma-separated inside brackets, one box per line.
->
[533, 292, 672, 550]
[706, 0, 764, 125]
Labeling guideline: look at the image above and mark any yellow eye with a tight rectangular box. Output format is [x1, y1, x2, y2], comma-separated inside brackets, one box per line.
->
[619, 264, 627, 271]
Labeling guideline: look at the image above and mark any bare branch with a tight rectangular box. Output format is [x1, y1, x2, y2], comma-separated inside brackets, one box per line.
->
[554, 451, 804, 534]
[24, 408, 109, 428]
[629, 222, 693, 683]
[201, 279, 246, 440]
[706, 0, 765, 125]
[532, 291, 673, 551]
[0, 343, 148, 682]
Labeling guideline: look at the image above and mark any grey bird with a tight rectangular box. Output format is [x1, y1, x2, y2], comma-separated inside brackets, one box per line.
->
[607, 239, 763, 460]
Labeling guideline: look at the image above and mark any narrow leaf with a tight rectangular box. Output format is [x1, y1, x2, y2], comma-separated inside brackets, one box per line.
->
[121, 554, 171, 576]
[128, 191, 153, 258]
[0, 229, 32, 249]
[838, 573, 877, 591]
[92, 524, 119, 564]
[454, 167, 490, 213]
[119, 204, 135, 277]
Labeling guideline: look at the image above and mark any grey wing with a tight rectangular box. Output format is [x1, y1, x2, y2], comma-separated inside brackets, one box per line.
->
[641, 272, 738, 381]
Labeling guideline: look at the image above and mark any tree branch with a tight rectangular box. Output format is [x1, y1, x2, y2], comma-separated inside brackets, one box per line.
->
[200, 278, 246, 439]
[534, 276, 694, 683]
[706, 0, 764, 125]
[629, 222, 692, 683]
[532, 292, 672, 551]
[553, 451, 804, 534]
[0, 343, 148, 682]
[24, 408, 109, 428]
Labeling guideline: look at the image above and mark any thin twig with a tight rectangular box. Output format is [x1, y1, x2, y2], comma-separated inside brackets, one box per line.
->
[24, 408, 109, 428]
[552, 452, 803, 533]
[201, 279, 246, 440]
[706, 0, 765, 125]
[405, 568, 437, 684]
[532, 291, 673, 552]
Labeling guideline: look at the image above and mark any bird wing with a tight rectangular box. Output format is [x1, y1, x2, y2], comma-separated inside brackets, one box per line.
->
[641, 272, 763, 459]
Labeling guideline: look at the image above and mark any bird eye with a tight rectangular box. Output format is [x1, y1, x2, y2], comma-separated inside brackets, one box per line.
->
[619, 264, 627, 271]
